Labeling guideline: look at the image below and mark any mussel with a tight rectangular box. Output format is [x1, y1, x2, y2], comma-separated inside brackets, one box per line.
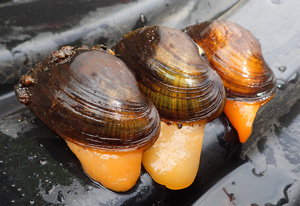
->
[184, 20, 277, 143]
[15, 45, 161, 192]
[113, 25, 225, 189]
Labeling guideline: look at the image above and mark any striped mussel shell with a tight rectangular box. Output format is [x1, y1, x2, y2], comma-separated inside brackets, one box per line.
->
[113, 25, 225, 123]
[184, 20, 276, 104]
[15, 45, 160, 151]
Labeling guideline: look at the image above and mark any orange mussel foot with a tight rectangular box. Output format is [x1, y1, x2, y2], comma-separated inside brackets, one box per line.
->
[223, 99, 260, 143]
[66, 140, 143, 192]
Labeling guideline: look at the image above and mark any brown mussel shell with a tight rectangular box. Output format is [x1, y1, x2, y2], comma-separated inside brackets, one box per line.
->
[113, 26, 225, 123]
[15, 45, 160, 151]
[184, 20, 276, 103]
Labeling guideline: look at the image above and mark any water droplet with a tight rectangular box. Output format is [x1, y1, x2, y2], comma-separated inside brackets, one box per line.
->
[87, 186, 94, 191]
[276, 79, 287, 90]
[277, 66, 286, 73]
[28, 154, 37, 160]
[251, 168, 264, 177]
[29, 200, 35, 204]
[177, 123, 182, 129]
[32, 172, 39, 178]
[0, 160, 3, 163]
[57, 191, 65, 203]
[17, 115, 24, 122]
[140, 14, 147, 26]
[40, 159, 47, 165]
[11, 199, 15, 203]
[11, 184, 15, 187]
[288, 72, 298, 83]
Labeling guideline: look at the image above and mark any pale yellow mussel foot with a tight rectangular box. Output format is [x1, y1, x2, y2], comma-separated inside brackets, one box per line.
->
[142, 120, 206, 190]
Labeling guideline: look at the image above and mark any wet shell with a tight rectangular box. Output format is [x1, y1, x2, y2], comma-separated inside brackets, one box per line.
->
[113, 25, 225, 123]
[15, 45, 160, 151]
[184, 20, 276, 103]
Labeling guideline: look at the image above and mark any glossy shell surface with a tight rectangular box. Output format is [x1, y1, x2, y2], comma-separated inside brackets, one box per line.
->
[15, 46, 160, 151]
[184, 20, 276, 103]
[113, 26, 225, 123]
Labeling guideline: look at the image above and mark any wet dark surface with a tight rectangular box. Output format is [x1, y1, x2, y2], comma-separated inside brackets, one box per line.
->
[1, 0, 300, 205]
[0, 0, 239, 85]
[0, 105, 242, 205]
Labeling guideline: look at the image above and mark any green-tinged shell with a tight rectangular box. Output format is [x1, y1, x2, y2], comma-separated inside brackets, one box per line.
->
[15, 45, 160, 151]
[184, 20, 276, 103]
[113, 26, 225, 123]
